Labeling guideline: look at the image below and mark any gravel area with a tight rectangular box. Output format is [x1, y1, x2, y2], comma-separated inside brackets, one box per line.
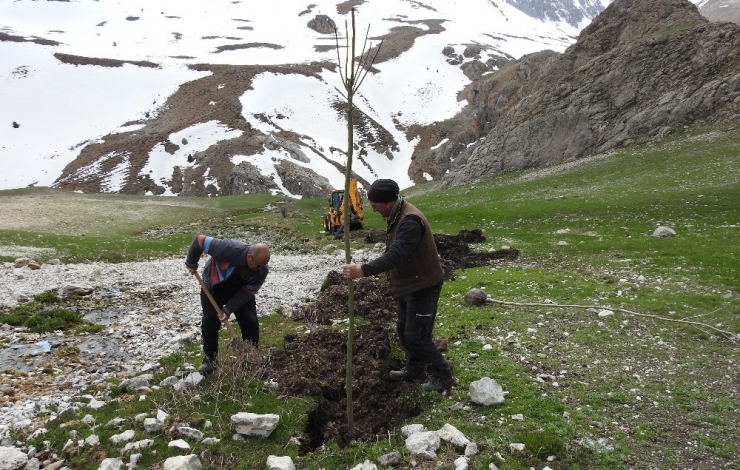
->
[0, 250, 359, 439]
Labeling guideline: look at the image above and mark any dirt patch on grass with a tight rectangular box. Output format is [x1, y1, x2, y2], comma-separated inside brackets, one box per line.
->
[265, 229, 514, 450]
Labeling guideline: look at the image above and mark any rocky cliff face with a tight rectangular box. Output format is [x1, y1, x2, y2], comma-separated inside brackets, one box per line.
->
[418, 0, 740, 188]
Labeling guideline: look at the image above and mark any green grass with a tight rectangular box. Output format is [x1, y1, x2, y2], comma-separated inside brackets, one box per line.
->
[0, 292, 103, 333]
[3, 124, 740, 469]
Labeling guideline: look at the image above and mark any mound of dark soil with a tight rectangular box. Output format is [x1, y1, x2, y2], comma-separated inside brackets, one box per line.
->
[264, 229, 518, 451]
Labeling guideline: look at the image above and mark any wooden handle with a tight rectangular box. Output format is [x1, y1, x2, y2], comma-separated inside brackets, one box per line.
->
[193, 271, 238, 340]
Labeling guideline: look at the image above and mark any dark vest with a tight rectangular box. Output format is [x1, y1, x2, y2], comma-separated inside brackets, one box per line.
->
[386, 200, 444, 298]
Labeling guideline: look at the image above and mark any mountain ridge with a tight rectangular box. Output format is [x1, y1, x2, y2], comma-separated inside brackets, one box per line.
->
[0, 0, 600, 195]
[419, 0, 740, 188]
[2, 0, 731, 196]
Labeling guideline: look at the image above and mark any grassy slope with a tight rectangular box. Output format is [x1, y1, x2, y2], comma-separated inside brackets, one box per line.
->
[1, 125, 738, 469]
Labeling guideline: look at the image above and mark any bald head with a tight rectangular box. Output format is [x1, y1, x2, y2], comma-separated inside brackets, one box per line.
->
[247, 243, 271, 270]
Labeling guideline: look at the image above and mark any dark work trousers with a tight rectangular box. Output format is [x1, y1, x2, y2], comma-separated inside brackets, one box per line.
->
[200, 288, 259, 358]
[396, 283, 452, 380]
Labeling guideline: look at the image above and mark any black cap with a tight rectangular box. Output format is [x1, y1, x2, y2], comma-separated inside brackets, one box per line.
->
[367, 179, 399, 203]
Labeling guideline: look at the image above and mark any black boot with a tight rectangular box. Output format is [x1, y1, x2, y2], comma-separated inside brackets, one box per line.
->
[389, 366, 424, 382]
[421, 376, 453, 392]
[198, 355, 216, 375]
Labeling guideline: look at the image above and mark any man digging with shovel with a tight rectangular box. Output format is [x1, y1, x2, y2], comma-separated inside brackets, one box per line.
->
[185, 234, 271, 375]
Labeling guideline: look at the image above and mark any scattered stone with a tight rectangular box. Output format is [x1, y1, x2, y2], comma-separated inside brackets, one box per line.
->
[110, 430, 135, 444]
[121, 439, 154, 453]
[0, 446, 27, 470]
[162, 454, 202, 470]
[99, 457, 123, 470]
[405, 430, 440, 460]
[652, 226, 676, 237]
[168, 439, 190, 451]
[350, 459, 377, 470]
[178, 426, 204, 441]
[454, 456, 469, 470]
[174, 372, 204, 390]
[144, 418, 163, 433]
[377, 450, 401, 466]
[59, 284, 94, 297]
[401, 423, 426, 437]
[266, 455, 296, 470]
[437, 423, 472, 449]
[119, 374, 154, 392]
[231, 413, 279, 437]
[469, 377, 505, 405]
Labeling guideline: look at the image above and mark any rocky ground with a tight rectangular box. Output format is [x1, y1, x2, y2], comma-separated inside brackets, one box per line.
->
[0, 230, 510, 448]
[0, 251, 347, 436]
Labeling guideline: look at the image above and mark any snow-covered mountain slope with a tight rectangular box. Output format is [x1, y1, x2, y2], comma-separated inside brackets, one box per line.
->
[0, 0, 707, 196]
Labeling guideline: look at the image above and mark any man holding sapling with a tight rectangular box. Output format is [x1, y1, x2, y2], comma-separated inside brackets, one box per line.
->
[341, 179, 453, 392]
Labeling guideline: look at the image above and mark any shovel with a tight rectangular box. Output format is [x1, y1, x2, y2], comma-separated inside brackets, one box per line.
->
[192, 271, 264, 365]
[192, 271, 238, 341]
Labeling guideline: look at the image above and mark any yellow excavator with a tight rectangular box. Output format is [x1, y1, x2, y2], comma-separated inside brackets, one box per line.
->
[323, 178, 364, 234]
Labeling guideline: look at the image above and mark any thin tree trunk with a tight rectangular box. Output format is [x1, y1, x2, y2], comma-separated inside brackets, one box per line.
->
[335, 8, 382, 441]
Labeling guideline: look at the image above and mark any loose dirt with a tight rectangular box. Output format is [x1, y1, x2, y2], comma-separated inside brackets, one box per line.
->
[263, 229, 518, 451]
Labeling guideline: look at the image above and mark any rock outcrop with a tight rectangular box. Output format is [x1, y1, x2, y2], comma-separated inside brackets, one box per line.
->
[415, 0, 740, 188]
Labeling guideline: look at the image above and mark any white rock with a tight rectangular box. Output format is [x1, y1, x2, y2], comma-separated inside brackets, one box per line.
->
[349, 459, 377, 470]
[174, 372, 204, 390]
[469, 377, 505, 405]
[231, 413, 279, 437]
[509, 443, 525, 451]
[0, 446, 27, 470]
[652, 226, 676, 237]
[266, 455, 296, 470]
[401, 424, 426, 437]
[121, 439, 154, 453]
[405, 431, 440, 460]
[168, 439, 190, 451]
[178, 427, 204, 441]
[377, 451, 400, 466]
[144, 418, 162, 433]
[437, 423, 471, 448]
[110, 430, 135, 444]
[162, 454, 202, 470]
[454, 456, 469, 470]
[98, 457, 123, 470]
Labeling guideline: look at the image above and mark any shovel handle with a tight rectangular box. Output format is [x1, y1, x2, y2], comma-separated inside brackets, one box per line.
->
[193, 271, 238, 340]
